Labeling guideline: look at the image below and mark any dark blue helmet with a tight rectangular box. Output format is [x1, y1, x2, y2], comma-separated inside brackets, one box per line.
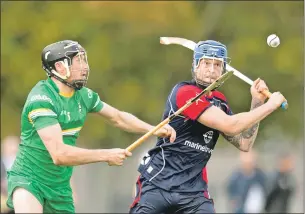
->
[192, 40, 228, 73]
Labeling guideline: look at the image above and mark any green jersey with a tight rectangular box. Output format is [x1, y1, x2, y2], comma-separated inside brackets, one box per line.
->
[9, 78, 103, 187]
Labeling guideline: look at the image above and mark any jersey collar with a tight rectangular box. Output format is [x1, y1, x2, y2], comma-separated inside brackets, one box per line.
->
[46, 77, 60, 93]
[46, 78, 75, 98]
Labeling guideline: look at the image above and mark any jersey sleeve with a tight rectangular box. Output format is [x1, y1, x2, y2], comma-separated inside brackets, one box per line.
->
[26, 94, 58, 130]
[176, 85, 212, 120]
[87, 89, 104, 113]
[226, 106, 234, 115]
[212, 91, 234, 115]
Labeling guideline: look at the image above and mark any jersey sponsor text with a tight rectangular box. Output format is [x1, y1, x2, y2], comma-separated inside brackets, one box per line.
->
[184, 140, 213, 154]
[30, 94, 54, 105]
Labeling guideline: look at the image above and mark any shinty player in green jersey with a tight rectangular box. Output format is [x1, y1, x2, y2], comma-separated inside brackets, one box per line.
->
[6, 40, 177, 213]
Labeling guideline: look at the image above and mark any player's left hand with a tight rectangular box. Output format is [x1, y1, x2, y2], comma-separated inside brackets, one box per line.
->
[153, 124, 176, 143]
[251, 78, 269, 102]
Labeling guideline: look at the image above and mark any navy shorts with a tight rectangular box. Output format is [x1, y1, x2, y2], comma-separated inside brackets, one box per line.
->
[129, 175, 216, 214]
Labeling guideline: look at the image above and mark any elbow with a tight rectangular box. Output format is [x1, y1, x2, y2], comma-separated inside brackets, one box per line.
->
[224, 129, 240, 136]
[52, 156, 62, 165]
[224, 118, 244, 136]
[239, 147, 250, 152]
[110, 111, 124, 128]
[51, 150, 67, 166]
[223, 127, 240, 136]
[112, 119, 123, 128]
[111, 119, 123, 130]
[239, 142, 252, 152]
[111, 111, 131, 130]
[52, 154, 63, 165]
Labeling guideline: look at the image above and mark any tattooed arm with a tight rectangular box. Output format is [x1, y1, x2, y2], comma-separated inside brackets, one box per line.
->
[221, 98, 264, 152]
[198, 79, 282, 152]
[198, 97, 274, 151]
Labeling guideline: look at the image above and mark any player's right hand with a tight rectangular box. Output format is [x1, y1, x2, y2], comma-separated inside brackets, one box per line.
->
[266, 92, 287, 110]
[251, 78, 269, 102]
[106, 148, 132, 166]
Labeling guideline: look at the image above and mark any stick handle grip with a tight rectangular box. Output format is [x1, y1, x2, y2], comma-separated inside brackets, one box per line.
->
[126, 118, 170, 152]
[262, 90, 288, 110]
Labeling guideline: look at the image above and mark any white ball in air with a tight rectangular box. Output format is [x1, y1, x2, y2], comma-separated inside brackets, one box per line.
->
[267, 34, 280, 48]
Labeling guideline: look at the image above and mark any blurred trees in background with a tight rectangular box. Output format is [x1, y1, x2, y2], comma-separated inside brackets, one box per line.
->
[1, 1, 303, 148]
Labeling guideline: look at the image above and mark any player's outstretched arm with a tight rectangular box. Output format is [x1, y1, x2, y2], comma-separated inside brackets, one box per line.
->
[197, 92, 286, 152]
[96, 102, 176, 142]
[37, 123, 131, 166]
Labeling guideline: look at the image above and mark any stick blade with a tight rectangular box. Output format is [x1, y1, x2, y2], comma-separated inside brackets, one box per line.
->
[159, 37, 196, 50]
[160, 37, 170, 45]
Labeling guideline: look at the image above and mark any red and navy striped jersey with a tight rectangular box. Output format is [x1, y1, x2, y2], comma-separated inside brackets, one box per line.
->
[138, 80, 233, 193]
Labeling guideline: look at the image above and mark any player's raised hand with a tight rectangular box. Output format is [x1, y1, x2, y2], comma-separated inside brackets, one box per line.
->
[153, 124, 176, 143]
[106, 148, 132, 166]
[250, 78, 269, 102]
[266, 92, 287, 111]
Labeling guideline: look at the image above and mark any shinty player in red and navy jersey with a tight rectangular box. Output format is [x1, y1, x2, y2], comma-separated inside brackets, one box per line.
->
[129, 40, 286, 214]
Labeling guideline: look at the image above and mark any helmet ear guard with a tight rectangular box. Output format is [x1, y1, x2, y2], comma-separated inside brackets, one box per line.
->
[51, 60, 71, 80]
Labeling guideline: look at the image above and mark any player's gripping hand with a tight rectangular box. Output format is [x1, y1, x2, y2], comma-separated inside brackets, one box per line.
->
[153, 124, 176, 143]
[251, 78, 269, 102]
[106, 148, 132, 166]
[266, 92, 287, 111]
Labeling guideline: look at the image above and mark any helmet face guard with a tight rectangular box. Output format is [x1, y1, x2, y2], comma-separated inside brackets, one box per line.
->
[192, 40, 230, 88]
[65, 50, 90, 90]
[41, 40, 89, 90]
